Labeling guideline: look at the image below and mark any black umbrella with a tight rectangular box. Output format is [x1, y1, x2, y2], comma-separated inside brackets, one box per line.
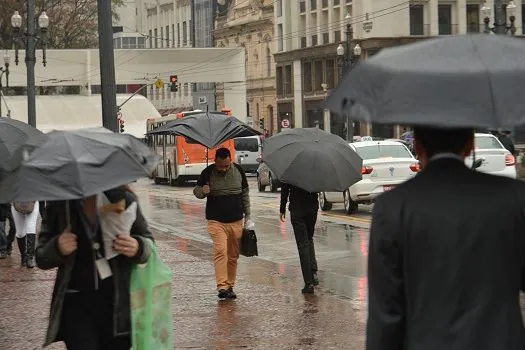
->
[325, 34, 525, 129]
[147, 112, 261, 149]
[0, 118, 44, 176]
[262, 128, 363, 193]
[0, 128, 158, 202]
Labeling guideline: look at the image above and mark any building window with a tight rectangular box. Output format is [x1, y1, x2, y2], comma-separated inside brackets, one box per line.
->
[148, 30, 152, 48]
[310, 0, 317, 11]
[166, 25, 170, 47]
[177, 23, 181, 47]
[325, 59, 335, 90]
[438, 4, 452, 35]
[189, 20, 192, 46]
[322, 0, 328, 8]
[410, 5, 425, 35]
[300, 0, 306, 13]
[301, 36, 307, 48]
[256, 103, 260, 119]
[466, 5, 480, 33]
[322, 32, 329, 44]
[303, 61, 312, 93]
[334, 0, 340, 5]
[266, 47, 272, 77]
[138, 37, 146, 48]
[334, 30, 341, 43]
[284, 65, 293, 95]
[154, 28, 158, 48]
[277, 0, 282, 17]
[276, 66, 283, 97]
[314, 61, 323, 92]
[277, 24, 283, 51]
[312, 35, 318, 46]
[160, 27, 164, 48]
[183, 21, 188, 46]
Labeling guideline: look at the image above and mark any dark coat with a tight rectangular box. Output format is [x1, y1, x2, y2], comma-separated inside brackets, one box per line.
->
[367, 158, 525, 350]
[36, 187, 154, 347]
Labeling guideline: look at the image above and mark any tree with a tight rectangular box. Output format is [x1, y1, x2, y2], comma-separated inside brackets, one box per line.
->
[0, 0, 124, 49]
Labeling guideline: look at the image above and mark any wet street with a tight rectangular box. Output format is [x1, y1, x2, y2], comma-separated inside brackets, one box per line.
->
[0, 177, 371, 349]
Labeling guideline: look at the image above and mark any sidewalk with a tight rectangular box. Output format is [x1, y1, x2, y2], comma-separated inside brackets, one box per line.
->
[0, 230, 366, 349]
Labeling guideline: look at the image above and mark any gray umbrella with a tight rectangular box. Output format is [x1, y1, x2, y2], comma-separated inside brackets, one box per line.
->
[325, 34, 525, 129]
[147, 112, 261, 149]
[0, 118, 43, 177]
[0, 128, 158, 202]
[262, 128, 363, 193]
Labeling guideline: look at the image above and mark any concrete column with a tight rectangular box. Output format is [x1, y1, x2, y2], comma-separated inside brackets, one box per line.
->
[293, 60, 303, 128]
[515, 0, 523, 35]
[328, 0, 334, 42]
[323, 110, 331, 133]
[429, 0, 439, 35]
[457, 0, 467, 34]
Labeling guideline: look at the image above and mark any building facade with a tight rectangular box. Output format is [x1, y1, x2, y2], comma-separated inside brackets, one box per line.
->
[214, 0, 277, 134]
[135, 0, 194, 114]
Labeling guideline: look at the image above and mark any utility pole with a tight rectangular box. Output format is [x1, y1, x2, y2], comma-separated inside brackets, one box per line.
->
[97, 0, 119, 132]
[26, 0, 36, 127]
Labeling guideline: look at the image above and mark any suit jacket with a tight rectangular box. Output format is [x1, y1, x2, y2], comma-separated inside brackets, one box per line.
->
[367, 158, 525, 350]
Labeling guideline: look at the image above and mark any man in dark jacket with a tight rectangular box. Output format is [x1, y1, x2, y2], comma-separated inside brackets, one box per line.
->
[497, 130, 516, 156]
[367, 127, 525, 350]
[280, 183, 319, 293]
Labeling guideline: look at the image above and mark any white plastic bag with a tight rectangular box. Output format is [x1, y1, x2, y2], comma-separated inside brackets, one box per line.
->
[97, 194, 137, 260]
[244, 219, 255, 230]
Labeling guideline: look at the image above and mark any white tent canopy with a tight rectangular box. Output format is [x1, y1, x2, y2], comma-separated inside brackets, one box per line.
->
[2, 94, 160, 138]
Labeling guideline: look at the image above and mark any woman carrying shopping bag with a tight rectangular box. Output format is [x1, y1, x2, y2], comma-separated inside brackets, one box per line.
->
[36, 185, 153, 350]
[11, 201, 39, 268]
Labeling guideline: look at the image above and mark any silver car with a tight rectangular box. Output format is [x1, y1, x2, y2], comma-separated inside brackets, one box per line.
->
[256, 162, 280, 192]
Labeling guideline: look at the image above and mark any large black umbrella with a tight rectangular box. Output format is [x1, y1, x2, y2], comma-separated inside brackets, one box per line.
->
[325, 34, 525, 129]
[262, 128, 363, 193]
[0, 118, 44, 176]
[0, 128, 158, 202]
[147, 112, 261, 149]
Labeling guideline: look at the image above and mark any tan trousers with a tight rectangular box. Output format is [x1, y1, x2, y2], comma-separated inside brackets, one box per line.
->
[208, 220, 243, 291]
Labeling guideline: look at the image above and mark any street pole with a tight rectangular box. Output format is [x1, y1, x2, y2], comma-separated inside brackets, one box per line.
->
[345, 22, 354, 143]
[97, 0, 119, 132]
[26, 0, 36, 127]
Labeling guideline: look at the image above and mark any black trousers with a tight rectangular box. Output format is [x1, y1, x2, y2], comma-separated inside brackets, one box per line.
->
[0, 212, 16, 252]
[290, 211, 318, 285]
[61, 289, 131, 350]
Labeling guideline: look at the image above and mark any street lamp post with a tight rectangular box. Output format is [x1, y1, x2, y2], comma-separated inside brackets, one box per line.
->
[0, 51, 10, 118]
[11, 5, 49, 127]
[337, 14, 362, 142]
[481, 0, 516, 35]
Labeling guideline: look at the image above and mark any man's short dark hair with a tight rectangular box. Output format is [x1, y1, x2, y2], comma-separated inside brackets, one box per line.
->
[215, 147, 231, 160]
[413, 127, 474, 158]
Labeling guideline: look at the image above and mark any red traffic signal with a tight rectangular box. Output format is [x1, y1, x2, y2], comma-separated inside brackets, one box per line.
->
[170, 75, 178, 84]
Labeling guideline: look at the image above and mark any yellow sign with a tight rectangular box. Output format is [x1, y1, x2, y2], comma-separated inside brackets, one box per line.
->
[155, 79, 164, 89]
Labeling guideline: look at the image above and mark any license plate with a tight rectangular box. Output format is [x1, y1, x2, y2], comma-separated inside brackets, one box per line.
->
[383, 185, 395, 191]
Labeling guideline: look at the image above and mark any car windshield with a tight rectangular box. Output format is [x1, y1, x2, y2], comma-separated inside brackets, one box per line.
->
[355, 144, 413, 160]
[475, 136, 503, 149]
[234, 138, 259, 152]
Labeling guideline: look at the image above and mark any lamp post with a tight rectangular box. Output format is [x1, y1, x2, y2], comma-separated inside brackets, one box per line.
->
[481, 0, 516, 35]
[0, 51, 10, 118]
[337, 14, 362, 141]
[11, 5, 49, 127]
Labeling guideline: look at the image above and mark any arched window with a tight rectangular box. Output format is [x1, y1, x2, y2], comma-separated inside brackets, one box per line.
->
[266, 47, 272, 77]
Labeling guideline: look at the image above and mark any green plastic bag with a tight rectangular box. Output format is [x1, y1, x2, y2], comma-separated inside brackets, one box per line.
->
[130, 239, 173, 350]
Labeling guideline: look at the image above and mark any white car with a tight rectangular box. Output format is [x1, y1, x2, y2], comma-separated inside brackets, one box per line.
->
[319, 140, 419, 214]
[466, 133, 516, 178]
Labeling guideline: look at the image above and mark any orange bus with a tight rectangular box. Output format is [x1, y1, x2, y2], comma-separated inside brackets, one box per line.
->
[146, 109, 236, 186]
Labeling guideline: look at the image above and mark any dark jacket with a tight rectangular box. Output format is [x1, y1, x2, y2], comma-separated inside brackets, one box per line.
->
[36, 187, 154, 347]
[280, 183, 318, 215]
[0, 203, 10, 221]
[498, 134, 515, 155]
[367, 158, 525, 350]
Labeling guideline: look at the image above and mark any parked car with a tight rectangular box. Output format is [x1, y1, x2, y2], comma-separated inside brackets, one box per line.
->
[234, 136, 262, 173]
[319, 140, 419, 214]
[257, 161, 280, 192]
[466, 133, 516, 178]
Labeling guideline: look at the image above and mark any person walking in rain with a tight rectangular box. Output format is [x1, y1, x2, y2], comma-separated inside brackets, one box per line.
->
[193, 147, 251, 299]
[280, 183, 319, 294]
[11, 201, 39, 268]
[0, 203, 12, 258]
[367, 127, 525, 350]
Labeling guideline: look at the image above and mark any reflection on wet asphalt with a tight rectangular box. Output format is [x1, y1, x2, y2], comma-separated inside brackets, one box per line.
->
[135, 179, 370, 317]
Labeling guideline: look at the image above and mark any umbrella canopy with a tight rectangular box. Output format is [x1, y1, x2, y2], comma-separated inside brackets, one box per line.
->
[262, 128, 363, 193]
[0, 128, 158, 202]
[147, 112, 261, 149]
[325, 34, 525, 129]
[0, 118, 44, 175]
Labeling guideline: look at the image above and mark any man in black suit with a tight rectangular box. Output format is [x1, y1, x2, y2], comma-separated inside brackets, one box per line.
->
[367, 127, 525, 350]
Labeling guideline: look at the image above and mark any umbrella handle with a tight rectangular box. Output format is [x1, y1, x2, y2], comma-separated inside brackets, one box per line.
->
[66, 200, 71, 227]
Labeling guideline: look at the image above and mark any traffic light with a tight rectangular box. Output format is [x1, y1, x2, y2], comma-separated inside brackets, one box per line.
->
[170, 75, 178, 92]
[119, 118, 125, 133]
[259, 118, 264, 129]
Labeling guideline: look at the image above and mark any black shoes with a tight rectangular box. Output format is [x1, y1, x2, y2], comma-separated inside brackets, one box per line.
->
[0, 250, 6, 259]
[25, 234, 36, 269]
[218, 288, 237, 299]
[302, 284, 315, 294]
[313, 273, 319, 286]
